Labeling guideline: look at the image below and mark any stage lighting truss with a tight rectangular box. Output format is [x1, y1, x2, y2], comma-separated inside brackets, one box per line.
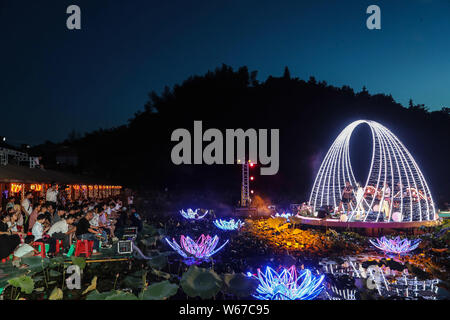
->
[309, 120, 435, 222]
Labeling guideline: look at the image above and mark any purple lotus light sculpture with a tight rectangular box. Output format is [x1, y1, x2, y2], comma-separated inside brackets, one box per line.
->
[165, 234, 228, 262]
[213, 218, 244, 231]
[369, 236, 421, 255]
[179, 208, 208, 220]
[247, 266, 325, 300]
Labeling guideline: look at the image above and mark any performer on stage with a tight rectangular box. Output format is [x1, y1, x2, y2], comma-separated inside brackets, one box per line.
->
[392, 182, 403, 210]
[354, 183, 365, 220]
[381, 182, 391, 220]
[338, 181, 353, 213]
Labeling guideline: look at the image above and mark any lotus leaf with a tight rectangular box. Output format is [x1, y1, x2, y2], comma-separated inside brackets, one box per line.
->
[180, 266, 223, 299]
[223, 273, 258, 297]
[104, 290, 139, 300]
[21, 256, 50, 271]
[8, 275, 35, 294]
[71, 256, 86, 270]
[86, 290, 113, 300]
[146, 254, 168, 269]
[139, 280, 178, 300]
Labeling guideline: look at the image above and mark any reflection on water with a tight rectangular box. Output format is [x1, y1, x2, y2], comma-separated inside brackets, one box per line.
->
[320, 255, 440, 300]
[326, 286, 357, 300]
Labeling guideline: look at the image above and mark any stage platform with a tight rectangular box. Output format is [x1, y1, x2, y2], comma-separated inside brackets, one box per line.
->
[293, 216, 442, 236]
[439, 211, 450, 218]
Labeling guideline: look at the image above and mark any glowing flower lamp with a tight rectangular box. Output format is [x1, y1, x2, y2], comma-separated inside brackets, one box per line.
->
[369, 236, 421, 255]
[271, 213, 293, 220]
[392, 212, 403, 222]
[247, 266, 325, 300]
[179, 208, 208, 220]
[165, 234, 228, 260]
[213, 218, 244, 231]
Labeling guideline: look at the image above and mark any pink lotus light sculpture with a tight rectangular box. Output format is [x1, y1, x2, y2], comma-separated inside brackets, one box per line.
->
[165, 234, 229, 260]
[369, 236, 421, 255]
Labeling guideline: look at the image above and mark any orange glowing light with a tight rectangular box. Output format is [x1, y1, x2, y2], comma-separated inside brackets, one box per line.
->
[30, 184, 43, 191]
[11, 183, 23, 193]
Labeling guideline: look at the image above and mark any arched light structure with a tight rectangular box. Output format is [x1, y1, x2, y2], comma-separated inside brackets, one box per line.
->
[309, 120, 435, 222]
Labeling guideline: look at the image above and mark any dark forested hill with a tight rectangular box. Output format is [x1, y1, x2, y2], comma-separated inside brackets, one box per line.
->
[32, 65, 450, 208]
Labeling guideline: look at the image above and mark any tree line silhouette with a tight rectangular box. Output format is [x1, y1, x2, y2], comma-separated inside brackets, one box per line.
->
[32, 65, 450, 209]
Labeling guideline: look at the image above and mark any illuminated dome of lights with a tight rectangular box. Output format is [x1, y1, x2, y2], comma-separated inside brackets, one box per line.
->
[309, 120, 436, 222]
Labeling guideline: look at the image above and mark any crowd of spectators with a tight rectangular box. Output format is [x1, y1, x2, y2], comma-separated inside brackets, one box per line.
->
[0, 183, 142, 267]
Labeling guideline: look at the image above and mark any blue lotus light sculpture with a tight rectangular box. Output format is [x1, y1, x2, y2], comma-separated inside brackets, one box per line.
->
[179, 208, 208, 220]
[247, 266, 325, 300]
[271, 213, 293, 219]
[369, 236, 421, 255]
[213, 218, 244, 231]
[165, 234, 228, 262]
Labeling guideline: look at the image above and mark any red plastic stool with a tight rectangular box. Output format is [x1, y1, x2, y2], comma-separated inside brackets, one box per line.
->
[74, 240, 94, 258]
[33, 242, 46, 258]
[55, 239, 63, 254]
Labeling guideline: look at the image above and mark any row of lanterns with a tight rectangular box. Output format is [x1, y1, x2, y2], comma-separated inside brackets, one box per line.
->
[10, 183, 122, 194]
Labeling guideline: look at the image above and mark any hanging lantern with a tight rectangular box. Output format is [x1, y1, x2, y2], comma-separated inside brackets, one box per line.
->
[30, 184, 43, 191]
[11, 183, 23, 193]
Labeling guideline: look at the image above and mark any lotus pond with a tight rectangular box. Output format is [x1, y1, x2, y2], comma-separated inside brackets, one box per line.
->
[1, 212, 449, 300]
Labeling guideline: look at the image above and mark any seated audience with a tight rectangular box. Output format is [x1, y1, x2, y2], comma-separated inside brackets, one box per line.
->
[48, 214, 76, 250]
[5, 197, 16, 211]
[0, 213, 21, 260]
[28, 204, 45, 230]
[75, 211, 101, 255]
[130, 206, 143, 232]
[53, 206, 66, 224]
[32, 214, 57, 256]
[45, 204, 55, 224]
[13, 235, 39, 267]
[97, 206, 116, 242]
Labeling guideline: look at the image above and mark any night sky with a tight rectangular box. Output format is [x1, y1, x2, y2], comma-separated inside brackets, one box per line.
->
[1, 0, 449, 145]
